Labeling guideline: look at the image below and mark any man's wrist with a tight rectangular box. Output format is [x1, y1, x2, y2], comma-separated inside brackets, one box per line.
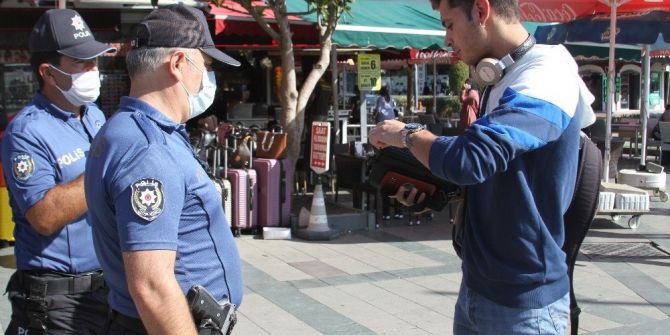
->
[400, 123, 426, 148]
[405, 130, 424, 149]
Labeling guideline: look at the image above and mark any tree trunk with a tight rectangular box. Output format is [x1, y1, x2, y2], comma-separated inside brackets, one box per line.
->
[277, 5, 333, 176]
[230, 0, 339, 178]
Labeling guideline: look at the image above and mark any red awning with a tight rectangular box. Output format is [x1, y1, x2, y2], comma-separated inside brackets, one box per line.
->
[518, 0, 670, 22]
[208, 2, 317, 46]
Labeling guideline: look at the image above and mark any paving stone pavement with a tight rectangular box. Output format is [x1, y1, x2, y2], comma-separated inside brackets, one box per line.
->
[1, 159, 669, 334]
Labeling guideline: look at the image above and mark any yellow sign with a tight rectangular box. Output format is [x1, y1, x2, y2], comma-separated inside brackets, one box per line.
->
[357, 54, 381, 91]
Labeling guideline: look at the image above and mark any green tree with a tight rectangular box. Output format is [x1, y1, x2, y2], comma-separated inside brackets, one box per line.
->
[214, 0, 352, 169]
[449, 60, 469, 95]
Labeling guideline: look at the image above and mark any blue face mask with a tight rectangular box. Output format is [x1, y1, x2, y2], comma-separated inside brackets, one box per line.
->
[179, 56, 216, 120]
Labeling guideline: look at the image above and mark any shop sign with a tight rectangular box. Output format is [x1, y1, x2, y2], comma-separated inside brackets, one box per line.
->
[0, 49, 30, 64]
[602, 75, 622, 101]
[310, 121, 331, 174]
[408, 50, 456, 65]
[357, 54, 381, 91]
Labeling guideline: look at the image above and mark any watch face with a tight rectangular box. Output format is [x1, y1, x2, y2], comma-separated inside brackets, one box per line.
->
[406, 123, 423, 131]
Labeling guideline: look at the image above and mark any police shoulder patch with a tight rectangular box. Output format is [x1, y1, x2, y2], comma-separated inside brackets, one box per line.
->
[11, 152, 35, 182]
[131, 178, 165, 221]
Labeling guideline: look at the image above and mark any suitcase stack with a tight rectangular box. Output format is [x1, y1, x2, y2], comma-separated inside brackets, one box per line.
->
[224, 134, 258, 236]
[253, 158, 293, 227]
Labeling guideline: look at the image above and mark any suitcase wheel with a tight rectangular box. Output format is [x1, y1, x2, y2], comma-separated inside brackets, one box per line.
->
[628, 215, 641, 229]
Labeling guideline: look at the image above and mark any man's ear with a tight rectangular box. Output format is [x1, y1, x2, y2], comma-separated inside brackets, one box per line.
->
[473, 0, 491, 26]
[168, 50, 187, 80]
[38, 63, 56, 87]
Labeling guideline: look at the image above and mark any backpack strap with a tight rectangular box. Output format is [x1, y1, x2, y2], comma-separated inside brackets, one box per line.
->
[562, 133, 602, 335]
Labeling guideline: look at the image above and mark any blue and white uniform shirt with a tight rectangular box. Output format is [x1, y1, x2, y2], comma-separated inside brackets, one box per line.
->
[0, 92, 105, 273]
[85, 97, 243, 319]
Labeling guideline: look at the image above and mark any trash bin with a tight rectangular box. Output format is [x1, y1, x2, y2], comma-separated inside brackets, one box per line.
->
[0, 163, 15, 243]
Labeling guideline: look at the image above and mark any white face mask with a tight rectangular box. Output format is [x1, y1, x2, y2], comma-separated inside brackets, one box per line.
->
[50, 65, 101, 106]
[179, 56, 216, 120]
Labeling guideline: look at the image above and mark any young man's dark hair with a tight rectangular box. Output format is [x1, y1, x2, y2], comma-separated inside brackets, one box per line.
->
[430, 0, 520, 22]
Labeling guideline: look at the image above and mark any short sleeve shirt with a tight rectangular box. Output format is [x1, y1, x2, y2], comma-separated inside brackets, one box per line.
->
[0, 92, 105, 272]
[85, 97, 243, 318]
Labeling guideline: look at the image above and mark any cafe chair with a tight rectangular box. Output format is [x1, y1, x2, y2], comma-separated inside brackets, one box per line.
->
[333, 152, 378, 212]
[644, 117, 662, 163]
[659, 121, 670, 164]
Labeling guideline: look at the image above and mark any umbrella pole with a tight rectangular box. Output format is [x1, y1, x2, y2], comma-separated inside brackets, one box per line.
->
[604, 3, 618, 182]
[331, 45, 340, 143]
[433, 60, 437, 114]
[639, 45, 650, 170]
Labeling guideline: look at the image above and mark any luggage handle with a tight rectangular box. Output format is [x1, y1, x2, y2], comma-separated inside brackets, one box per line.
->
[247, 175, 253, 211]
[259, 125, 283, 151]
[259, 131, 275, 152]
[246, 170, 254, 228]
[223, 138, 228, 177]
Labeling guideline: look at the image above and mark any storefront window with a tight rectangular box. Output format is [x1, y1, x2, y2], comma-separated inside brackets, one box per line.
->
[1, 64, 37, 116]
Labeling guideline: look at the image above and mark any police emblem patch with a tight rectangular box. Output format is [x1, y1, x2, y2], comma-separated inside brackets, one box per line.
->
[131, 178, 165, 221]
[11, 153, 34, 181]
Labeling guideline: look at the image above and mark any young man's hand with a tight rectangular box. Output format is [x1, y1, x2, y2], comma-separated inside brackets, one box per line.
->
[394, 183, 426, 208]
[368, 119, 405, 149]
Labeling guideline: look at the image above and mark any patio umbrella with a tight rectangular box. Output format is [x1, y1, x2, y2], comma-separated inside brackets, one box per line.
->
[534, 10, 670, 173]
[519, 0, 670, 182]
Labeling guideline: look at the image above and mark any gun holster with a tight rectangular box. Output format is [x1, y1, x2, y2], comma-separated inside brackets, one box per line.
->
[187, 285, 237, 335]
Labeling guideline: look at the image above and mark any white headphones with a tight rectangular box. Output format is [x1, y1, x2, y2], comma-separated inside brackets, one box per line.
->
[473, 35, 536, 86]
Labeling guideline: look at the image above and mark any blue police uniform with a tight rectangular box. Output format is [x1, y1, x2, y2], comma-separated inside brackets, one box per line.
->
[1, 92, 108, 334]
[85, 96, 243, 320]
[1, 92, 104, 271]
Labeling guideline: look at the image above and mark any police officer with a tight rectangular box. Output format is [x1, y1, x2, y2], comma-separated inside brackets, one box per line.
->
[1, 9, 114, 335]
[85, 5, 243, 334]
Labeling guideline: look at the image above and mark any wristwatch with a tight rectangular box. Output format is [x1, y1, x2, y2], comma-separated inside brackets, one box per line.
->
[400, 123, 426, 148]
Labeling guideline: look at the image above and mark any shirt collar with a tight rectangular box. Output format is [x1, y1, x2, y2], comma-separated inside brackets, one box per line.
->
[33, 91, 84, 121]
[118, 96, 183, 132]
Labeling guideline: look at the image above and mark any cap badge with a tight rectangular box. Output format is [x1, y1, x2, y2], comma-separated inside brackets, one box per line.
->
[71, 14, 85, 31]
[71, 14, 91, 39]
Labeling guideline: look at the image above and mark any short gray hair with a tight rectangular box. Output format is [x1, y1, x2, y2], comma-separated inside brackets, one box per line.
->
[126, 47, 190, 78]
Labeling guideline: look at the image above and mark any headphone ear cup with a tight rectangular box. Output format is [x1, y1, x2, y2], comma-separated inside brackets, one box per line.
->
[474, 58, 503, 86]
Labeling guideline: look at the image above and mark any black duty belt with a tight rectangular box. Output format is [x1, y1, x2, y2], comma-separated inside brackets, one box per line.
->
[16, 270, 106, 297]
[109, 309, 147, 334]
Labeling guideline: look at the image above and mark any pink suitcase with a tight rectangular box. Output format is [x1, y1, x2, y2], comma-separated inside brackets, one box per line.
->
[225, 168, 258, 236]
[212, 147, 232, 226]
[253, 158, 293, 227]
